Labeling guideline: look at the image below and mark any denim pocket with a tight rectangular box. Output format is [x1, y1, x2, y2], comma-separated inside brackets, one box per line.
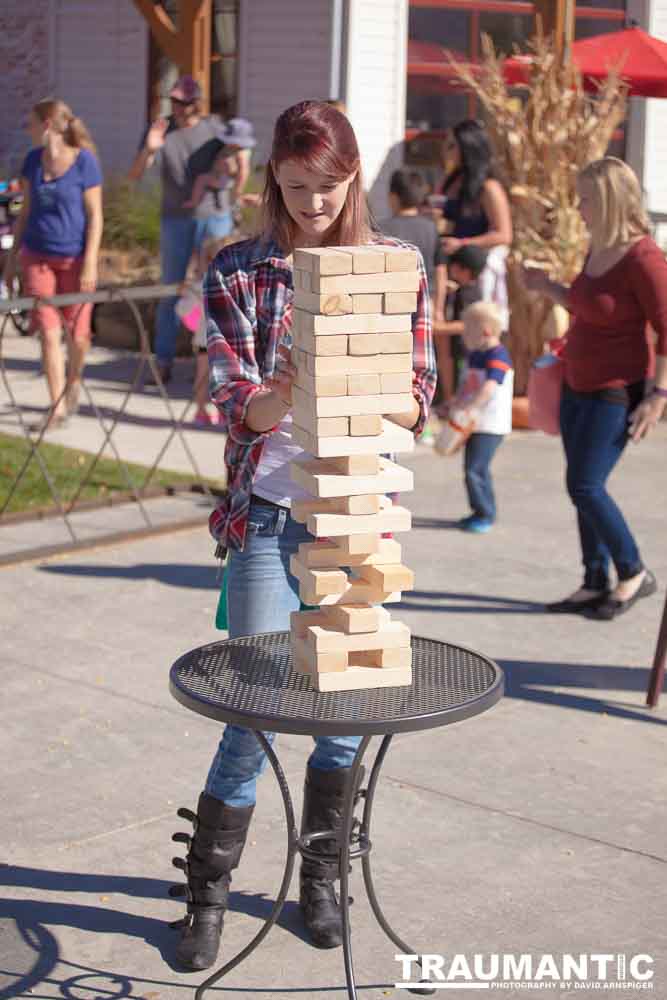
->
[246, 501, 284, 537]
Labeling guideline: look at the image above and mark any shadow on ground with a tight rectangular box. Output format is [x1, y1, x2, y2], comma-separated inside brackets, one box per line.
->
[40, 563, 220, 590]
[0, 864, 354, 998]
[499, 658, 663, 725]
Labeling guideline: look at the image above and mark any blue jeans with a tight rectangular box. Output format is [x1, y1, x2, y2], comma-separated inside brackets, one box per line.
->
[205, 497, 362, 807]
[155, 213, 233, 365]
[560, 386, 643, 590]
[464, 432, 504, 522]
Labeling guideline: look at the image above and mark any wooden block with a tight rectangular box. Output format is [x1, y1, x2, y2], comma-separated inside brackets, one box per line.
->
[383, 246, 420, 271]
[309, 664, 412, 691]
[348, 332, 413, 355]
[312, 271, 420, 295]
[290, 555, 349, 596]
[292, 638, 348, 674]
[293, 269, 312, 292]
[305, 352, 413, 376]
[350, 413, 383, 435]
[297, 537, 402, 568]
[334, 246, 386, 273]
[291, 419, 414, 458]
[358, 563, 415, 592]
[347, 334, 384, 356]
[384, 292, 418, 314]
[380, 371, 413, 393]
[300, 583, 402, 607]
[304, 620, 411, 653]
[307, 504, 412, 538]
[293, 248, 353, 275]
[341, 494, 382, 514]
[347, 373, 381, 396]
[292, 386, 414, 418]
[292, 414, 349, 438]
[295, 290, 353, 315]
[330, 533, 382, 555]
[292, 329, 348, 355]
[291, 496, 352, 523]
[290, 609, 332, 639]
[325, 603, 387, 634]
[327, 454, 381, 475]
[352, 294, 383, 313]
[295, 309, 411, 336]
[294, 370, 349, 397]
[291, 495, 381, 521]
[352, 647, 412, 669]
[290, 455, 413, 498]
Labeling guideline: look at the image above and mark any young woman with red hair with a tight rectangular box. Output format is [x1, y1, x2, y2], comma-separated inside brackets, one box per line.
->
[169, 101, 435, 971]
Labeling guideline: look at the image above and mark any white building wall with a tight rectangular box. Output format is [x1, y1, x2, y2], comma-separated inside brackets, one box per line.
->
[238, 0, 336, 165]
[52, 0, 148, 177]
[344, 0, 408, 219]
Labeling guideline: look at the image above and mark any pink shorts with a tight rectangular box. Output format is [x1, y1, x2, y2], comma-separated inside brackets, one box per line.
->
[20, 248, 93, 342]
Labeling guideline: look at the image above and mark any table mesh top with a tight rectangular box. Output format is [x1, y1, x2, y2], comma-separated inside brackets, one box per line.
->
[170, 632, 503, 736]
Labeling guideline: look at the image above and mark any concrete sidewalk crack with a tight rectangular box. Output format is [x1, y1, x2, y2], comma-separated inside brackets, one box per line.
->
[386, 775, 667, 865]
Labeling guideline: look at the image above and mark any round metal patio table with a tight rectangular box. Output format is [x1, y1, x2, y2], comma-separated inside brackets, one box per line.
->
[169, 631, 504, 999]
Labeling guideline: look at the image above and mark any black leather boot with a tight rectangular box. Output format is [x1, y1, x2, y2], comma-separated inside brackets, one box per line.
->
[169, 793, 254, 971]
[299, 764, 363, 950]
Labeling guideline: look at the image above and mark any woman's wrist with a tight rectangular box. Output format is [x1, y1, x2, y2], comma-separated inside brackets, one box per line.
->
[651, 385, 667, 399]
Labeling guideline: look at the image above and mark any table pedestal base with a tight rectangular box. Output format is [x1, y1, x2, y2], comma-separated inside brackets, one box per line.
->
[193, 733, 435, 1000]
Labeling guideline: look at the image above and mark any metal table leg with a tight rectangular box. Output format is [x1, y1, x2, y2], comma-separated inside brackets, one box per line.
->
[194, 730, 298, 1000]
[360, 736, 435, 997]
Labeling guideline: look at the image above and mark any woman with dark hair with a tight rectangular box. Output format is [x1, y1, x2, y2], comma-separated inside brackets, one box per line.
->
[3, 98, 103, 429]
[436, 119, 512, 401]
[168, 100, 436, 972]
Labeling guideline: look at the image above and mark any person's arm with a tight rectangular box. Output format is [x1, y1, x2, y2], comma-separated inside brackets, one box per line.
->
[232, 148, 252, 204]
[437, 318, 464, 337]
[128, 118, 168, 182]
[183, 172, 213, 210]
[2, 179, 30, 289]
[522, 266, 571, 309]
[206, 258, 291, 440]
[386, 248, 436, 433]
[463, 377, 497, 413]
[443, 179, 512, 253]
[80, 184, 103, 291]
[625, 241, 667, 440]
[433, 262, 447, 322]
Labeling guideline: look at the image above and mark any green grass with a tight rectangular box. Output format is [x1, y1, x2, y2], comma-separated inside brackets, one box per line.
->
[0, 432, 215, 515]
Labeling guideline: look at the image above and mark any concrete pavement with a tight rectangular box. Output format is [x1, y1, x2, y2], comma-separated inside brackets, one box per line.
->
[1, 327, 666, 998]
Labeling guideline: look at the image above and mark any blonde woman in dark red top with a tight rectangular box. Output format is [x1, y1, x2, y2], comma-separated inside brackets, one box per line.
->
[524, 157, 667, 620]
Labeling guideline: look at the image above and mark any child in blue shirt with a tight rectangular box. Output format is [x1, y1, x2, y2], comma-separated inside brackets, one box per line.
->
[451, 301, 513, 533]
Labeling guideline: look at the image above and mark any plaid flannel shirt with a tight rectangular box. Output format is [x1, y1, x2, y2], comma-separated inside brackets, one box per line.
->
[206, 234, 436, 553]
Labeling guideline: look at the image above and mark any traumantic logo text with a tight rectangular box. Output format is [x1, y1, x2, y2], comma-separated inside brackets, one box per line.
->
[394, 953, 654, 991]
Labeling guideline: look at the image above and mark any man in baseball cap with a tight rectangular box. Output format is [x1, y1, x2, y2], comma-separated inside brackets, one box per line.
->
[130, 73, 241, 382]
[169, 75, 202, 105]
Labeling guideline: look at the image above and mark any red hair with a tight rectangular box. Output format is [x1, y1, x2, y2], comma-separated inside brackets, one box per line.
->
[261, 100, 371, 252]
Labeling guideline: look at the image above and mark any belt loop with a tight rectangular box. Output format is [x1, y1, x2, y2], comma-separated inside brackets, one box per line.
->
[276, 507, 287, 533]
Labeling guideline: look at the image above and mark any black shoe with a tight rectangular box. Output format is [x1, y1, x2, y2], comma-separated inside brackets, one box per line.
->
[545, 591, 608, 614]
[592, 571, 657, 621]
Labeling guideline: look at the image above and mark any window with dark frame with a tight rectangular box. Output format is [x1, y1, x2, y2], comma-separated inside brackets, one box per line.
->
[406, 0, 628, 168]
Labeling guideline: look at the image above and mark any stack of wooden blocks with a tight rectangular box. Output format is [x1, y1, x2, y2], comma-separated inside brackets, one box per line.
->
[288, 244, 419, 692]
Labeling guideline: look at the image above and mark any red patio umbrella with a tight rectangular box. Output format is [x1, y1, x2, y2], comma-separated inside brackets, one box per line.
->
[504, 27, 667, 98]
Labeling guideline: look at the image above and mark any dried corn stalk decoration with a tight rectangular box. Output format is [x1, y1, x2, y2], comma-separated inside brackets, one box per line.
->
[449, 32, 628, 392]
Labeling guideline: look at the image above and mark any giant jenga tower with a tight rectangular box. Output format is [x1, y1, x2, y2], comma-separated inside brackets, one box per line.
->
[288, 244, 419, 692]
